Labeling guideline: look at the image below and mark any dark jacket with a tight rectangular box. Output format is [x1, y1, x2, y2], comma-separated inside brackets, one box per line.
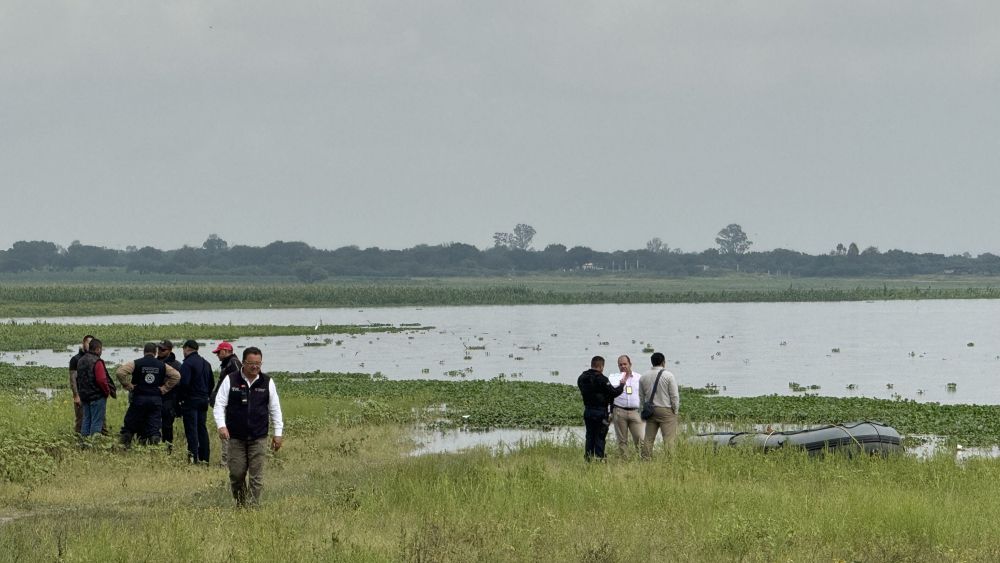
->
[211, 355, 242, 407]
[77, 352, 109, 402]
[160, 353, 183, 400]
[577, 369, 624, 410]
[224, 372, 272, 440]
[181, 352, 215, 402]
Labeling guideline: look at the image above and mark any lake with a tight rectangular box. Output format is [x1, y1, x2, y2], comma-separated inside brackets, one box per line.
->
[5, 300, 1000, 404]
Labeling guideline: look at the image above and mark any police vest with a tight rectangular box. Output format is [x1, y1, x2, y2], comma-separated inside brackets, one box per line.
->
[131, 356, 167, 397]
[224, 372, 271, 440]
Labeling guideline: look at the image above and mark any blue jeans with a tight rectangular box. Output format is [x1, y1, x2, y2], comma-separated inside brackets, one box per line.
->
[182, 398, 210, 462]
[583, 406, 611, 460]
[81, 398, 107, 437]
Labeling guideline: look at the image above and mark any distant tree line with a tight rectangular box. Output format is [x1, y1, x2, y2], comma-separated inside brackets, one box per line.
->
[2, 229, 1000, 281]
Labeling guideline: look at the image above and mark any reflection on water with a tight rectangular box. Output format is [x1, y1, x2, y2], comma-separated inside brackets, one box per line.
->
[409, 427, 584, 456]
[6, 300, 1000, 404]
[409, 425, 1000, 463]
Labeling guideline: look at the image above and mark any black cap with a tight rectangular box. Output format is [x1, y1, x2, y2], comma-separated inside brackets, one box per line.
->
[157, 339, 174, 350]
[182, 339, 199, 350]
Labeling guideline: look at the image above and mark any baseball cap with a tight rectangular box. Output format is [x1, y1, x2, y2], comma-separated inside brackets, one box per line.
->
[157, 339, 174, 350]
[213, 341, 234, 353]
[182, 339, 200, 350]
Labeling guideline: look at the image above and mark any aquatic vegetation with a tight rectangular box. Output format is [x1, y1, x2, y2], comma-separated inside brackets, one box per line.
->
[0, 321, 430, 352]
[7, 279, 1000, 317]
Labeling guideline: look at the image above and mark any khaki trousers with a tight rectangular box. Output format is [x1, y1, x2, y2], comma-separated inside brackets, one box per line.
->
[642, 407, 678, 458]
[612, 408, 644, 456]
[228, 436, 269, 507]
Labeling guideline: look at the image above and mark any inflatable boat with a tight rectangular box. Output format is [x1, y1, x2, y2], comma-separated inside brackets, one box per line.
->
[693, 421, 903, 456]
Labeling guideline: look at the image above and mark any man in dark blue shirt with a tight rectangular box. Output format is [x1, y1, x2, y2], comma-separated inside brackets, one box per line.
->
[180, 339, 215, 464]
[577, 356, 624, 461]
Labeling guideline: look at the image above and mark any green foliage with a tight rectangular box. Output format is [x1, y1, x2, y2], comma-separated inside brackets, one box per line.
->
[6, 368, 1000, 560]
[274, 373, 1000, 446]
[6, 277, 1000, 316]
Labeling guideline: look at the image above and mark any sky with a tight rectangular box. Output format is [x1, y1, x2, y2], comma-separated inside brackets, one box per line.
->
[2, 1, 999, 255]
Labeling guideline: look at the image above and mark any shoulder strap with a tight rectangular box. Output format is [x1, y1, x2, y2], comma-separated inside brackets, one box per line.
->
[648, 369, 665, 404]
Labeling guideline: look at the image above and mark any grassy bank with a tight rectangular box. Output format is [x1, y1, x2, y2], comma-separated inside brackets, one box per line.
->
[0, 322, 429, 352]
[3, 377, 1000, 561]
[6, 365, 1000, 446]
[3, 275, 1000, 316]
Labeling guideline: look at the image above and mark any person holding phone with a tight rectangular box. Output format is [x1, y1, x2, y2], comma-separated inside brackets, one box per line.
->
[610, 355, 644, 457]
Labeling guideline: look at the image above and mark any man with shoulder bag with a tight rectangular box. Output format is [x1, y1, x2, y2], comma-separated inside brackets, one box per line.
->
[639, 351, 680, 458]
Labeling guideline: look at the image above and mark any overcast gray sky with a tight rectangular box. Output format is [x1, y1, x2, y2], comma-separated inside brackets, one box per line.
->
[2, 1, 998, 255]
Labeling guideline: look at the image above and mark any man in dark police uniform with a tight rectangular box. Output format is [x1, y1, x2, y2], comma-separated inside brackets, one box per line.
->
[116, 342, 181, 446]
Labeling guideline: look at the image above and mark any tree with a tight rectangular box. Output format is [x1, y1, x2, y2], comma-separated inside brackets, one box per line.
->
[202, 233, 229, 252]
[847, 242, 860, 257]
[493, 224, 536, 250]
[493, 232, 512, 249]
[511, 224, 536, 251]
[715, 224, 752, 255]
[294, 262, 328, 283]
[834, 243, 847, 256]
[646, 237, 668, 253]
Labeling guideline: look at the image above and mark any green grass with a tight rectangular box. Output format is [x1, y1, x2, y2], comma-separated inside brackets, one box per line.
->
[4, 380, 1000, 561]
[3, 274, 1000, 316]
[7, 363, 1000, 445]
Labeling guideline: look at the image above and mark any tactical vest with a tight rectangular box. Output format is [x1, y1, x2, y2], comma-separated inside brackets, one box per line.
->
[131, 356, 167, 397]
[225, 372, 271, 440]
[76, 353, 106, 402]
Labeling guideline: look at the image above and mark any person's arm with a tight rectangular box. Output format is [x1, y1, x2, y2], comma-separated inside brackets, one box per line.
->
[269, 379, 284, 450]
[205, 359, 215, 400]
[179, 360, 192, 388]
[213, 375, 231, 438]
[667, 374, 679, 414]
[603, 375, 625, 398]
[210, 375, 224, 407]
[115, 360, 135, 391]
[161, 364, 181, 394]
[69, 363, 81, 404]
[94, 362, 111, 397]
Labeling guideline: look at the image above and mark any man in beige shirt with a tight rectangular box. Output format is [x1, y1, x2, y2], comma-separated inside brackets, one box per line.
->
[638, 351, 679, 458]
[115, 342, 182, 446]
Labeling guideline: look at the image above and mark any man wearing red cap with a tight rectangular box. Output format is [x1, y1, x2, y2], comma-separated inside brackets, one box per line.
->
[212, 341, 242, 466]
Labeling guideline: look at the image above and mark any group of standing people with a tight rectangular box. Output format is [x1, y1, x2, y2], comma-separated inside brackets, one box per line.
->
[69, 335, 285, 507]
[577, 352, 679, 461]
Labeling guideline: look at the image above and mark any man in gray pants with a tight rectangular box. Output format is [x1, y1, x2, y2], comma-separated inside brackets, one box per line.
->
[213, 346, 284, 507]
[639, 351, 680, 458]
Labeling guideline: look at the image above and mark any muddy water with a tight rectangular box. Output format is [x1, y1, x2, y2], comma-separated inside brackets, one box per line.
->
[5, 300, 1000, 404]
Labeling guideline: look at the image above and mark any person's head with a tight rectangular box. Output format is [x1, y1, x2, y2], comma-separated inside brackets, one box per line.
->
[156, 339, 173, 360]
[213, 341, 234, 361]
[242, 346, 263, 378]
[182, 339, 199, 357]
[590, 355, 605, 373]
[617, 355, 632, 374]
[143, 342, 157, 356]
[81, 334, 94, 351]
[650, 352, 665, 367]
[88, 338, 103, 356]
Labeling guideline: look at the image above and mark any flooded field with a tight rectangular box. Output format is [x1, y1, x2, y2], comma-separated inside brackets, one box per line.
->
[6, 299, 1000, 404]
